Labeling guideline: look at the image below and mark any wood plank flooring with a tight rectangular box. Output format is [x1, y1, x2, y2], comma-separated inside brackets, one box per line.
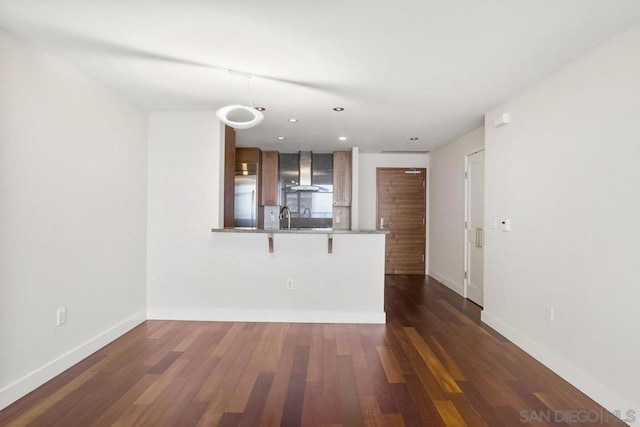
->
[0, 275, 625, 426]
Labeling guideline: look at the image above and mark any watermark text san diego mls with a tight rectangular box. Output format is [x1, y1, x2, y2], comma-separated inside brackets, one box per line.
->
[520, 409, 636, 424]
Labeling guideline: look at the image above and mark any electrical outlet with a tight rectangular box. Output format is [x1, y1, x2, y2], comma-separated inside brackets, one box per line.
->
[545, 305, 554, 323]
[56, 307, 67, 326]
[287, 279, 294, 290]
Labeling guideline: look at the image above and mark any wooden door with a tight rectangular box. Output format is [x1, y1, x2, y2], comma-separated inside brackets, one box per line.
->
[377, 168, 426, 274]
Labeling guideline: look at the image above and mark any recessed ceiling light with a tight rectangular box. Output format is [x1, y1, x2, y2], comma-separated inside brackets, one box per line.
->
[276, 136, 285, 141]
[409, 137, 419, 140]
[255, 107, 266, 111]
[338, 136, 347, 141]
[288, 118, 298, 122]
[333, 107, 345, 111]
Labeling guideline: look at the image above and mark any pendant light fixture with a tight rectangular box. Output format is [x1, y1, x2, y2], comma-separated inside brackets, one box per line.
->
[216, 71, 264, 130]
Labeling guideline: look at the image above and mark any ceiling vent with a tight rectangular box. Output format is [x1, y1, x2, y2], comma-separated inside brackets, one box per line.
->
[380, 150, 430, 154]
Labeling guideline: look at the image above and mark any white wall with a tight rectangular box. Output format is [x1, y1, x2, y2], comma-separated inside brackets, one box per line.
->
[146, 111, 222, 314]
[0, 30, 148, 409]
[428, 127, 484, 295]
[146, 113, 385, 323]
[358, 153, 430, 271]
[483, 24, 640, 420]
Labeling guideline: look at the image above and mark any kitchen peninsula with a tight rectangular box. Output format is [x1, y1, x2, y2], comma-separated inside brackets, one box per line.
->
[147, 121, 386, 325]
[207, 228, 387, 323]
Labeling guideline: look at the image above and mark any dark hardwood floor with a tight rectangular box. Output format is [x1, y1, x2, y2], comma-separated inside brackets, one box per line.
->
[0, 275, 623, 426]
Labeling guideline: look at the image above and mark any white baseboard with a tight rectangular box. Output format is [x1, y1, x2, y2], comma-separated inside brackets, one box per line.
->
[148, 308, 386, 324]
[0, 311, 146, 411]
[429, 271, 464, 296]
[482, 311, 638, 425]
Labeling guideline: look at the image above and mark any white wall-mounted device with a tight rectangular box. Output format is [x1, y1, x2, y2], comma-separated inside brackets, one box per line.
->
[494, 113, 510, 128]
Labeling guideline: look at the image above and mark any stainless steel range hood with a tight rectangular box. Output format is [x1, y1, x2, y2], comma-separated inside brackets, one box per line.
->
[290, 151, 324, 192]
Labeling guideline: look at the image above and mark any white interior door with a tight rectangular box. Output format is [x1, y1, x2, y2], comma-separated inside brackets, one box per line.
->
[465, 150, 485, 306]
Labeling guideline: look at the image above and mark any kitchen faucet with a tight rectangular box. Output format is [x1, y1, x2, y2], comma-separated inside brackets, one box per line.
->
[303, 208, 311, 218]
[280, 206, 291, 230]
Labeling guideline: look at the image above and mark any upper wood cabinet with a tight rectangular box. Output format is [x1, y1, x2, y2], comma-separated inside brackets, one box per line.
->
[261, 151, 280, 206]
[333, 151, 352, 207]
[235, 147, 261, 164]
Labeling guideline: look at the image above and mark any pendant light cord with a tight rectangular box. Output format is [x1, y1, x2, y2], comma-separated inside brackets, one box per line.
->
[246, 75, 255, 108]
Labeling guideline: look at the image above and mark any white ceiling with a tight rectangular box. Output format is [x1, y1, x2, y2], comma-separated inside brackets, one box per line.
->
[1, 1, 639, 152]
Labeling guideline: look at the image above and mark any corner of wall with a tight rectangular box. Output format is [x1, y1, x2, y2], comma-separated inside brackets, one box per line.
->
[351, 147, 359, 230]
[217, 121, 226, 229]
[429, 271, 464, 296]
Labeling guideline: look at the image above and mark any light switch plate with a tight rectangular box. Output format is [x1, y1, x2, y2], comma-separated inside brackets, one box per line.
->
[500, 219, 511, 232]
[545, 305, 555, 322]
[56, 307, 67, 326]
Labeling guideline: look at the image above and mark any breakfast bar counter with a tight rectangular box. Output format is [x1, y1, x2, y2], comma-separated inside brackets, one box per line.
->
[211, 228, 385, 234]
[147, 228, 387, 324]
[211, 228, 386, 254]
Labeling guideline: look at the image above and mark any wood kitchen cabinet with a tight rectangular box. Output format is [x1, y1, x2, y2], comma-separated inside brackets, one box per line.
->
[261, 151, 279, 206]
[235, 147, 261, 164]
[333, 151, 352, 207]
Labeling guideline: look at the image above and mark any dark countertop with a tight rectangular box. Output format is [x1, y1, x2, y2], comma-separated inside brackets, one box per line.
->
[211, 228, 387, 234]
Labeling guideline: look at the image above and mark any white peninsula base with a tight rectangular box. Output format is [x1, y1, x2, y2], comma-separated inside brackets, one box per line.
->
[147, 230, 386, 324]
